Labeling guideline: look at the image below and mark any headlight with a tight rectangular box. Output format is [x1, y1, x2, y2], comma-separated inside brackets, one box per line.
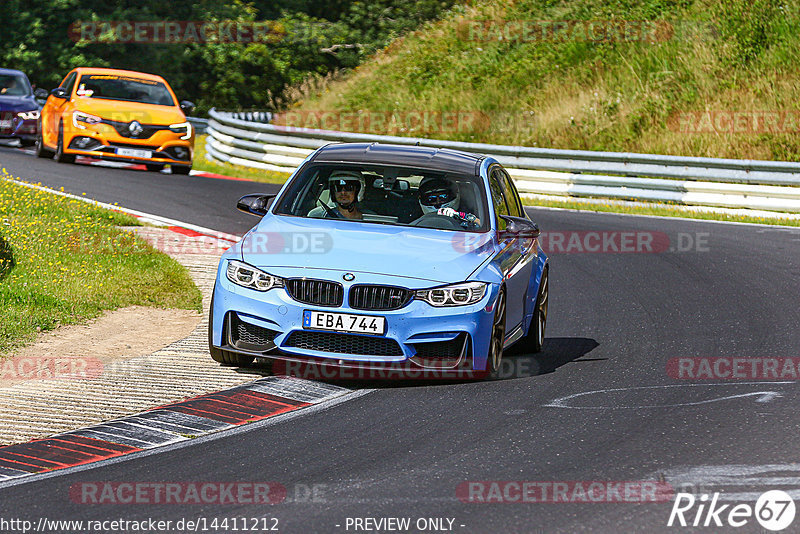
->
[72, 111, 102, 129]
[17, 110, 40, 121]
[415, 281, 488, 307]
[169, 121, 192, 140]
[226, 260, 283, 291]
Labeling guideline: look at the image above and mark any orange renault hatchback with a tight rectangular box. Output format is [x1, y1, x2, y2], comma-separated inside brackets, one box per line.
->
[36, 67, 195, 174]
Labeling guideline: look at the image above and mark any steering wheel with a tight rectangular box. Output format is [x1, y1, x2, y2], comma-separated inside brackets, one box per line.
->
[409, 212, 463, 230]
[318, 200, 342, 219]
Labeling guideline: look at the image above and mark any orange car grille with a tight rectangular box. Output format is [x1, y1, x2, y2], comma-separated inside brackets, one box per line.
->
[100, 119, 171, 140]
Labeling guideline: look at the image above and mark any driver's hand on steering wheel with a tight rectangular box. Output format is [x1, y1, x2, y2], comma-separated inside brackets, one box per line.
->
[438, 207, 481, 227]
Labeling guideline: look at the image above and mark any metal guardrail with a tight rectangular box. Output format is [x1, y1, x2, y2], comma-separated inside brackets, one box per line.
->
[205, 108, 800, 213]
[187, 117, 209, 135]
[189, 112, 270, 135]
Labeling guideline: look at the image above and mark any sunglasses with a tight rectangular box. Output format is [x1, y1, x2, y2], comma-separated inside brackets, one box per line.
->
[334, 183, 357, 192]
[422, 192, 452, 204]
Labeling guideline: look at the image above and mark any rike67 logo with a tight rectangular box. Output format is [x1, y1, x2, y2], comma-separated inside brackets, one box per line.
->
[668, 490, 796, 531]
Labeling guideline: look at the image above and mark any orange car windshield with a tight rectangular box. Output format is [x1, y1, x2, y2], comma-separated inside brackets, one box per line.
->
[76, 74, 175, 106]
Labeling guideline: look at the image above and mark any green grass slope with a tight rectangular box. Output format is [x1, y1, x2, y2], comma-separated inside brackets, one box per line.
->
[293, 0, 800, 161]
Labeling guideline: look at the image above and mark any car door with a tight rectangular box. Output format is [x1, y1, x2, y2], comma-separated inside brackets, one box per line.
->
[497, 166, 538, 329]
[42, 71, 76, 147]
[488, 168, 526, 333]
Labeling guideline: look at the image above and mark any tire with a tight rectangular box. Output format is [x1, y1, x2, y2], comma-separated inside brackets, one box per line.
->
[146, 164, 164, 172]
[485, 288, 506, 379]
[171, 164, 191, 175]
[208, 295, 254, 367]
[35, 129, 54, 158]
[520, 267, 548, 353]
[55, 123, 75, 163]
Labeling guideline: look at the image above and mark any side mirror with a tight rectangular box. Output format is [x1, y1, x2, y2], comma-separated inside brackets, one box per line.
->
[499, 215, 540, 240]
[34, 88, 48, 99]
[50, 87, 68, 99]
[237, 194, 275, 217]
[180, 100, 196, 114]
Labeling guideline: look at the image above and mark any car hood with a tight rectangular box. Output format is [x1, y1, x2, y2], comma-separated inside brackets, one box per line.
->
[0, 95, 38, 112]
[73, 97, 185, 125]
[239, 215, 495, 284]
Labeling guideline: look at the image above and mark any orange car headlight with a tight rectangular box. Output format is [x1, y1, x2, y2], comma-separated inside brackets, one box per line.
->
[72, 111, 102, 129]
[169, 122, 192, 140]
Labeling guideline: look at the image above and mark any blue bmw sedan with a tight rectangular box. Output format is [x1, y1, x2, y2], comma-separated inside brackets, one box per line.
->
[209, 143, 549, 378]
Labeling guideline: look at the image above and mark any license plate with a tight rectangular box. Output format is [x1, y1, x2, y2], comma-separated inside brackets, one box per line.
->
[116, 147, 152, 159]
[303, 310, 385, 335]
[0, 120, 12, 129]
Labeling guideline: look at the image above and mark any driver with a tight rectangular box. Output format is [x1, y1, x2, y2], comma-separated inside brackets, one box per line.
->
[418, 177, 481, 229]
[308, 170, 370, 220]
[0, 77, 19, 95]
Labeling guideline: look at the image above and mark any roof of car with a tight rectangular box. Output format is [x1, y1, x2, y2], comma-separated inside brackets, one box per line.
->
[0, 68, 27, 77]
[71, 67, 166, 82]
[310, 143, 484, 176]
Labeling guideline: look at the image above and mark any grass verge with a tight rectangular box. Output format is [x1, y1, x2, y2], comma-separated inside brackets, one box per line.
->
[292, 0, 800, 161]
[523, 197, 800, 227]
[0, 172, 202, 355]
[193, 134, 292, 184]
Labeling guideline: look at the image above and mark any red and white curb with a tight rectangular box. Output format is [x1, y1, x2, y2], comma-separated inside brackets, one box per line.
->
[0, 377, 349, 482]
[0, 178, 365, 483]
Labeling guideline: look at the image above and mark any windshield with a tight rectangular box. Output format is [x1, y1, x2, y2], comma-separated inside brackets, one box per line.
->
[76, 74, 175, 106]
[273, 163, 489, 232]
[0, 74, 31, 97]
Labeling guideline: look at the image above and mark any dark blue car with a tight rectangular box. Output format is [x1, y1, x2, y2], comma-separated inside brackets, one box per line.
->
[209, 143, 550, 379]
[0, 68, 44, 146]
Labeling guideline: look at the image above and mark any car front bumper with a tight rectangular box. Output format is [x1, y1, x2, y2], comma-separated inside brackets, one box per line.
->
[210, 262, 501, 373]
[61, 124, 194, 166]
[0, 117, 37, 142]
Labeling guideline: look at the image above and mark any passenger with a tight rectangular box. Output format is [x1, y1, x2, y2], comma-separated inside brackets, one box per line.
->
[308, 170, 370, 220]
[418, 177, 481, 229]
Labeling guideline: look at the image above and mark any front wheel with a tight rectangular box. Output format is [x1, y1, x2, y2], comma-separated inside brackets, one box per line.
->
[35, 130, 54, 158]
[485, 288, 506, 379]
[520, 268, 548, 353]
[55, 123, 75, 164]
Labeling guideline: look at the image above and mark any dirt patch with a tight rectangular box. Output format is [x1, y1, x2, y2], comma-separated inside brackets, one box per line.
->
[0, 306, 202, 388]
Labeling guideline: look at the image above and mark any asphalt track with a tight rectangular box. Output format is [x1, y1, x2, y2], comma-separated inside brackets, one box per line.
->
[2, 145, 800, 533]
